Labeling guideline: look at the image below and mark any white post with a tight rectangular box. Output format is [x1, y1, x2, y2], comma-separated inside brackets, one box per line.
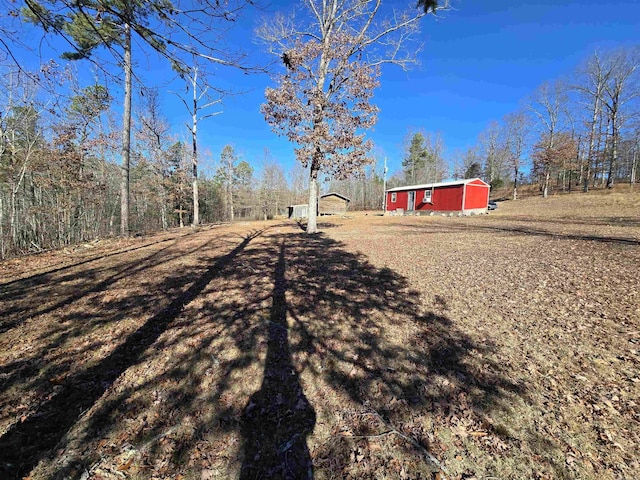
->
[382, 156, 388, 213]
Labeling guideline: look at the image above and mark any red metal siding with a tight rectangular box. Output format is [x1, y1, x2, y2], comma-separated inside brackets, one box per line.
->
[387, 185, 463, 212]
[468, 179, 488, 187]
[414, 189, 435, 211]
[437, 185, 463, 211]
[386, 191, 409, 211]
[464, 184, 490, 209]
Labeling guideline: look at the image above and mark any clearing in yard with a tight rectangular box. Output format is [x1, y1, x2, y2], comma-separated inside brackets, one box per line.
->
[0, 190, 639, 479]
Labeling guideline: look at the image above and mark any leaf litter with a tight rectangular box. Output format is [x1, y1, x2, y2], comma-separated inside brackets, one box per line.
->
[0, 191, 638, 479]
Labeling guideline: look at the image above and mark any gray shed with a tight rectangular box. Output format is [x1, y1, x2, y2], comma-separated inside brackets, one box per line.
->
[288, 204, 309, 219]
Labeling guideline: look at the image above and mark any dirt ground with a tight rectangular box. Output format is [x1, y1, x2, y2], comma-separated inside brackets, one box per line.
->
[1, 190, 639, 480]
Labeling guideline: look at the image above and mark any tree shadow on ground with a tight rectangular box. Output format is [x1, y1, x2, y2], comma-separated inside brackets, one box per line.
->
[239, 241, 315, 479]
[0, 230, 263, 478]
[0, 225, 526, 479]
[0, 234, 181, 289]
[231, 231, 525, 478]
[0, 234, 203, 334]
[0, 234, 224, 403]
[494, 214, 640, 229]
[392, 219, 640, 246]
[294, 220, 341, 231]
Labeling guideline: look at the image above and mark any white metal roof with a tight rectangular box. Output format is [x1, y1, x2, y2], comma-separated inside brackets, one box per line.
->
[385, 178, 488, 193]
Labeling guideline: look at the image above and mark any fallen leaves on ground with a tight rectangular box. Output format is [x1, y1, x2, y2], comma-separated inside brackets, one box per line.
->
[0, 191, 638, 480]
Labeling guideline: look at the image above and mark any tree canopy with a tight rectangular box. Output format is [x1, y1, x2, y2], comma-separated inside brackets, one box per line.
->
[260, 0, 447, 233]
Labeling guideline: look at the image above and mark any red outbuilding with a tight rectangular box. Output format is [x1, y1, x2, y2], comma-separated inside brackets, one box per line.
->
[385, 178, 490, 215]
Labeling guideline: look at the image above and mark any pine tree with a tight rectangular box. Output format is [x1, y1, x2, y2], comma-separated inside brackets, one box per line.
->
[23, 0, 178, 235]
[402, 132, 428, 184]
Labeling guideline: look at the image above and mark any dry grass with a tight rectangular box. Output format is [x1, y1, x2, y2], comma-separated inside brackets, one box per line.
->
[1, 189, 638, 480]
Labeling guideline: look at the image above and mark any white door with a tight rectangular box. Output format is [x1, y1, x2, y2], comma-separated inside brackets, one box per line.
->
[407, 191, 415, 211]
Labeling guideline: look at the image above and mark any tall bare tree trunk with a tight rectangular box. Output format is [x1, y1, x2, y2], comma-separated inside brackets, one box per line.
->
[161, 187, 168, 230]
[120, 22, 132, 237]
[606, 112, 618, 188]
[575, 136, 582, 190]
[631, 146, 637, 185]
[594, 115, 606, 188]
[10, 186, 17, 246]
[0, 196, 5, 259]
[362, 173, 367, 209]
[307, 162, 319, 233]
[543, 170, 550, 198]
[191, 160, 199, 226]
[581, 70, 605, 192]
[191, 69, 199, 226]
[582, 112, 598, 193]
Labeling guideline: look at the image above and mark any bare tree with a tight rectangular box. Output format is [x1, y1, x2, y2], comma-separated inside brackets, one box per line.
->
[259, 0, 448, 233]
[218, 145, 237, 222]
[0, 70, 48, 248]
[502, 110, 530, 200]
[175, 63, 223, 227]
[573, 51, 613, 192]
[600, 47, 639, 187]
[136, 88, 174, 230]
[631, 128, 640, 185]
[529, 80, 570, 197]
[259, 150, 288, 220]
[0, 1, 31, 70]
[461, 146, 482, 179]
[477, 120, 509, 188]
[424, 131, 447, 182]
[532, 131, 578, 194]
[289, 162, 308, 205]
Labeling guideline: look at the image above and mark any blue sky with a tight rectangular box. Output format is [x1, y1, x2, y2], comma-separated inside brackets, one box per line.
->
[10, 0, 640, 179]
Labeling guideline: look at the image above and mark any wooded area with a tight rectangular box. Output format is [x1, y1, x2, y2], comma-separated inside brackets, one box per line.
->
[0, 68, 298, 258]
[447, 48, 640, 199]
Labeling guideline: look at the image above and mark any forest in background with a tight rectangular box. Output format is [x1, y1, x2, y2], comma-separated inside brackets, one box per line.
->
[1, 12, 638, 258]
[333, 47, 640, 199]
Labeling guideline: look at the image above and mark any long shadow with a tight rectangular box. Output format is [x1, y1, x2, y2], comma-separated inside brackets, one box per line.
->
[0, 233, 213, 334]
[1, 227, 529, 479]
[227, 232, 522, 476]
[293, 220, 340, 232]
[482, 224, 640, 245]
[240, 241, 316, 479]
[494, 214, 640, 228]
[0, 234, 182, 289]
[393, 220, 640, 246]
[0, 230, 263, 479]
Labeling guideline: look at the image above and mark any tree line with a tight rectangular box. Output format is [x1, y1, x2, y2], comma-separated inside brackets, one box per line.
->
[448, 46, 640, 199]
[332, 45, 639, 206]
[2, 44, 637, 258]
[1, 0, 447, 251]
[0, 65, 304, 258]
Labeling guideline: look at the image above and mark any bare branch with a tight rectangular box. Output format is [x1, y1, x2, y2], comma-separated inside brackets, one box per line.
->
[259, 0, 451, 233]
